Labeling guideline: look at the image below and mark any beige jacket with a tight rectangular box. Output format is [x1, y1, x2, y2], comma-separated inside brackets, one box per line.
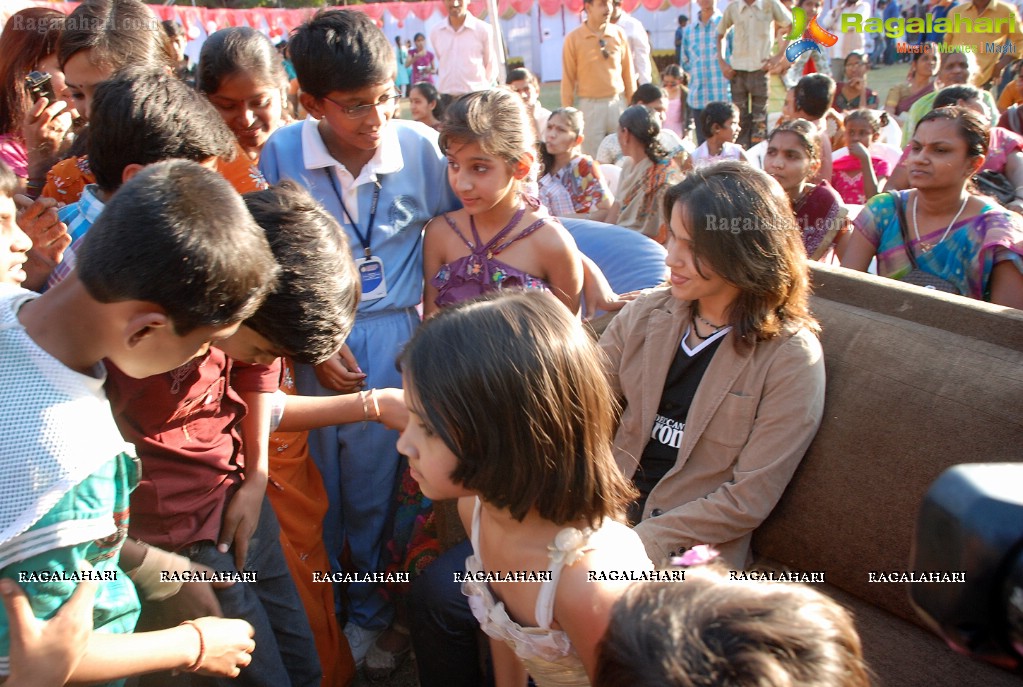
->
[599, 288, 825, 568]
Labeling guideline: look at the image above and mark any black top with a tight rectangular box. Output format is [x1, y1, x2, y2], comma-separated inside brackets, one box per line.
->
[628, 328, 727, 524]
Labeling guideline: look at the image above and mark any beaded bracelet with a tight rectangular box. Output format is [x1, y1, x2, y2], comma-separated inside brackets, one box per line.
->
[180, 620, 206, 672]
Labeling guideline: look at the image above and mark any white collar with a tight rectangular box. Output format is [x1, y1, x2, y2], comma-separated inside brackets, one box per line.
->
[300, 117, 404, 185]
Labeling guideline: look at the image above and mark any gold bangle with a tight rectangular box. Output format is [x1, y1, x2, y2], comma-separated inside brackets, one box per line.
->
[368, 388, 381, 422]
[360, 389, 370, 428]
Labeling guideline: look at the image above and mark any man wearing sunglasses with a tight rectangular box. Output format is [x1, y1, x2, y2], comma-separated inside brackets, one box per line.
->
[562, 0, 636, 157]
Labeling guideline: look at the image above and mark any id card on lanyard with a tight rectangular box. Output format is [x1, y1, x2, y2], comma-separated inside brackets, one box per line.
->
[328, 170, 388, 301]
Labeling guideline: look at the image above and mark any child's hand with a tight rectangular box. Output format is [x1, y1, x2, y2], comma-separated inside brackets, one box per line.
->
[0, 575, 96, 687]
[217, 480, 265, 571]
[848, 141, 871, 162]
[314, 343, 367, 393]
[374, 387, 407, 431]
[185, 617, 255, 678]
[15, 194, 69, 267]
[146, 562, 230, 627]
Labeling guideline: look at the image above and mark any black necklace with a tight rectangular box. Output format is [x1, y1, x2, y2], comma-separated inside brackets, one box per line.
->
[691, 306, 726, 341]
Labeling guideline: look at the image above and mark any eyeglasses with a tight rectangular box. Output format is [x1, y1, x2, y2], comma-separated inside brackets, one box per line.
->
[323, 92, 401, 119]
[598, 39, 610, 60]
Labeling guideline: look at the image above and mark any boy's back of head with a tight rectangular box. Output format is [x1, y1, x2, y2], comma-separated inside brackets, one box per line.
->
[87, 67, 236, 194]
[77, 159, 278, 336]
[241, 181, 359, 365]
[289, 9, 393, 98]
[794, 73, 836, 121]
[596, 567, 870, 687]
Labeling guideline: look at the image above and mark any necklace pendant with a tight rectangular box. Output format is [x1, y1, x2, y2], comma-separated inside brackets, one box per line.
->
[919, 241, 934, 253]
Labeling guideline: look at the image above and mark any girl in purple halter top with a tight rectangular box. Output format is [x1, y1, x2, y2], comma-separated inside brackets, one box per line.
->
[423, 90, 583, 318]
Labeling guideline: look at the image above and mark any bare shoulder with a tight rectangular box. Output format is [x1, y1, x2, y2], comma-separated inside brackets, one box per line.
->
[527, 213, 578, 252]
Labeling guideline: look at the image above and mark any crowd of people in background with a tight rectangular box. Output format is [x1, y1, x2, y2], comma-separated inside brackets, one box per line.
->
[0, 0, 1021, 686]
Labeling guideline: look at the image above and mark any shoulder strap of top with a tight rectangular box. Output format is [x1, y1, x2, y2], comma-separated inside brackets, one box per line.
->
[534, 525, 593, 630]
[442, 213, 475, 250]
[491, 216, 553, 255]
[469, 497, 483, 555]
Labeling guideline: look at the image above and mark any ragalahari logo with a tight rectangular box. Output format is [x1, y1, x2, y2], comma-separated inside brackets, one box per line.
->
[785, 7, 839, 62]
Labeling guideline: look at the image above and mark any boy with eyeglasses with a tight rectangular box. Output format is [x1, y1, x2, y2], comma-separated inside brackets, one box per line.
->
[258, 8, 458, 669]
[561, 0, 635, 157]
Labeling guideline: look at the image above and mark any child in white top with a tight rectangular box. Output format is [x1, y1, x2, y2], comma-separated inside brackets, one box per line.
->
[688, 101, 750, 169]
[397, 291, 652, 686]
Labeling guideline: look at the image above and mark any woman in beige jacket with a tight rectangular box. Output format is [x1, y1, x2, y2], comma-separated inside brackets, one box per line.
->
[599, 160, 827, 569]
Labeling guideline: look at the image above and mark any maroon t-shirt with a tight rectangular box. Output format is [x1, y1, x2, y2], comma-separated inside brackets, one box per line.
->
[105, 350, 281, 551]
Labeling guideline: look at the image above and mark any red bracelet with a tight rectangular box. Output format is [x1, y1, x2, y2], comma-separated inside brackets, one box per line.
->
[180, 620, 206, 672]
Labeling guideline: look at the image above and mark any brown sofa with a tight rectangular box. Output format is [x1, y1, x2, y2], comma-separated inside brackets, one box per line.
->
[753, 263, 1023, 687]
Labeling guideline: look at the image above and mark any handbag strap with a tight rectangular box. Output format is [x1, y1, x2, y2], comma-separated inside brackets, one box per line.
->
[889, 190, 920, 269]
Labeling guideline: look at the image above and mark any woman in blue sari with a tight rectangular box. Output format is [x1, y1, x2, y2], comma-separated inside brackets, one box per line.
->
[842, 107, 1023, 308]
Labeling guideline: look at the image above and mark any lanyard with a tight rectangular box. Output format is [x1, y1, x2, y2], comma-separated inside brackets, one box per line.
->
[326, 169, 381, 258]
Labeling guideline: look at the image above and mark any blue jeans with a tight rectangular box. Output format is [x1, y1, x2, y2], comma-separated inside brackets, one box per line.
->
[138, 496, 320, 687]
[407, 540, 493, 687]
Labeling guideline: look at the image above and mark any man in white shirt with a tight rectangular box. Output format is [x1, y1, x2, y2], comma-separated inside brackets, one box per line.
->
[429, 0, 499, 97]
[612, 0, 652, 85]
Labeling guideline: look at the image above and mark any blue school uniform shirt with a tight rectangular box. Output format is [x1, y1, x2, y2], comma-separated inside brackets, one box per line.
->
[259, 118, 459, 314]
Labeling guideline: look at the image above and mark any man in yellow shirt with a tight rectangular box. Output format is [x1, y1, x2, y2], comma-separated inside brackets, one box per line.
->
[944, 0, 1023, 88]
[561, 0, 635, 157]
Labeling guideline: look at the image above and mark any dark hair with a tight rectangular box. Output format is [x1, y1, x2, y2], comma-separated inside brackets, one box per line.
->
[401, 291, 637, 526]
[595, 567, 871, 687]
[700, 101, 737, 138]
[768, 118, 821, 169]
[411, 82, 445, 121]
[540, 106, 584, 177]
[441, 89, 535, 167]
[663, 161, 819, 347]
[58, 0, 173, 71]
[932, 84, 982, 110]
[506, 67, 539, 89]
[794, 73, 836, 119]
[289, 9, 394, 98]
[77, 160, 278, 334]
[0, 8, 64, 137]
[844, 108, 889, 137]
[619, 104, 667, 163]
[243, 181, 358, 365]
[914, 106, 988, 158]
[197, 27, 288, 95]
[87, 67, 236, 193]
[661, 64, 683, 81]
[0, 160, 18, 197]
[161, 19, 185, 41]
[912, 43, 940, 65]
[844, 49, 868, 66]
[414, 32, 425, 41]
[631, 83, 666, 106]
